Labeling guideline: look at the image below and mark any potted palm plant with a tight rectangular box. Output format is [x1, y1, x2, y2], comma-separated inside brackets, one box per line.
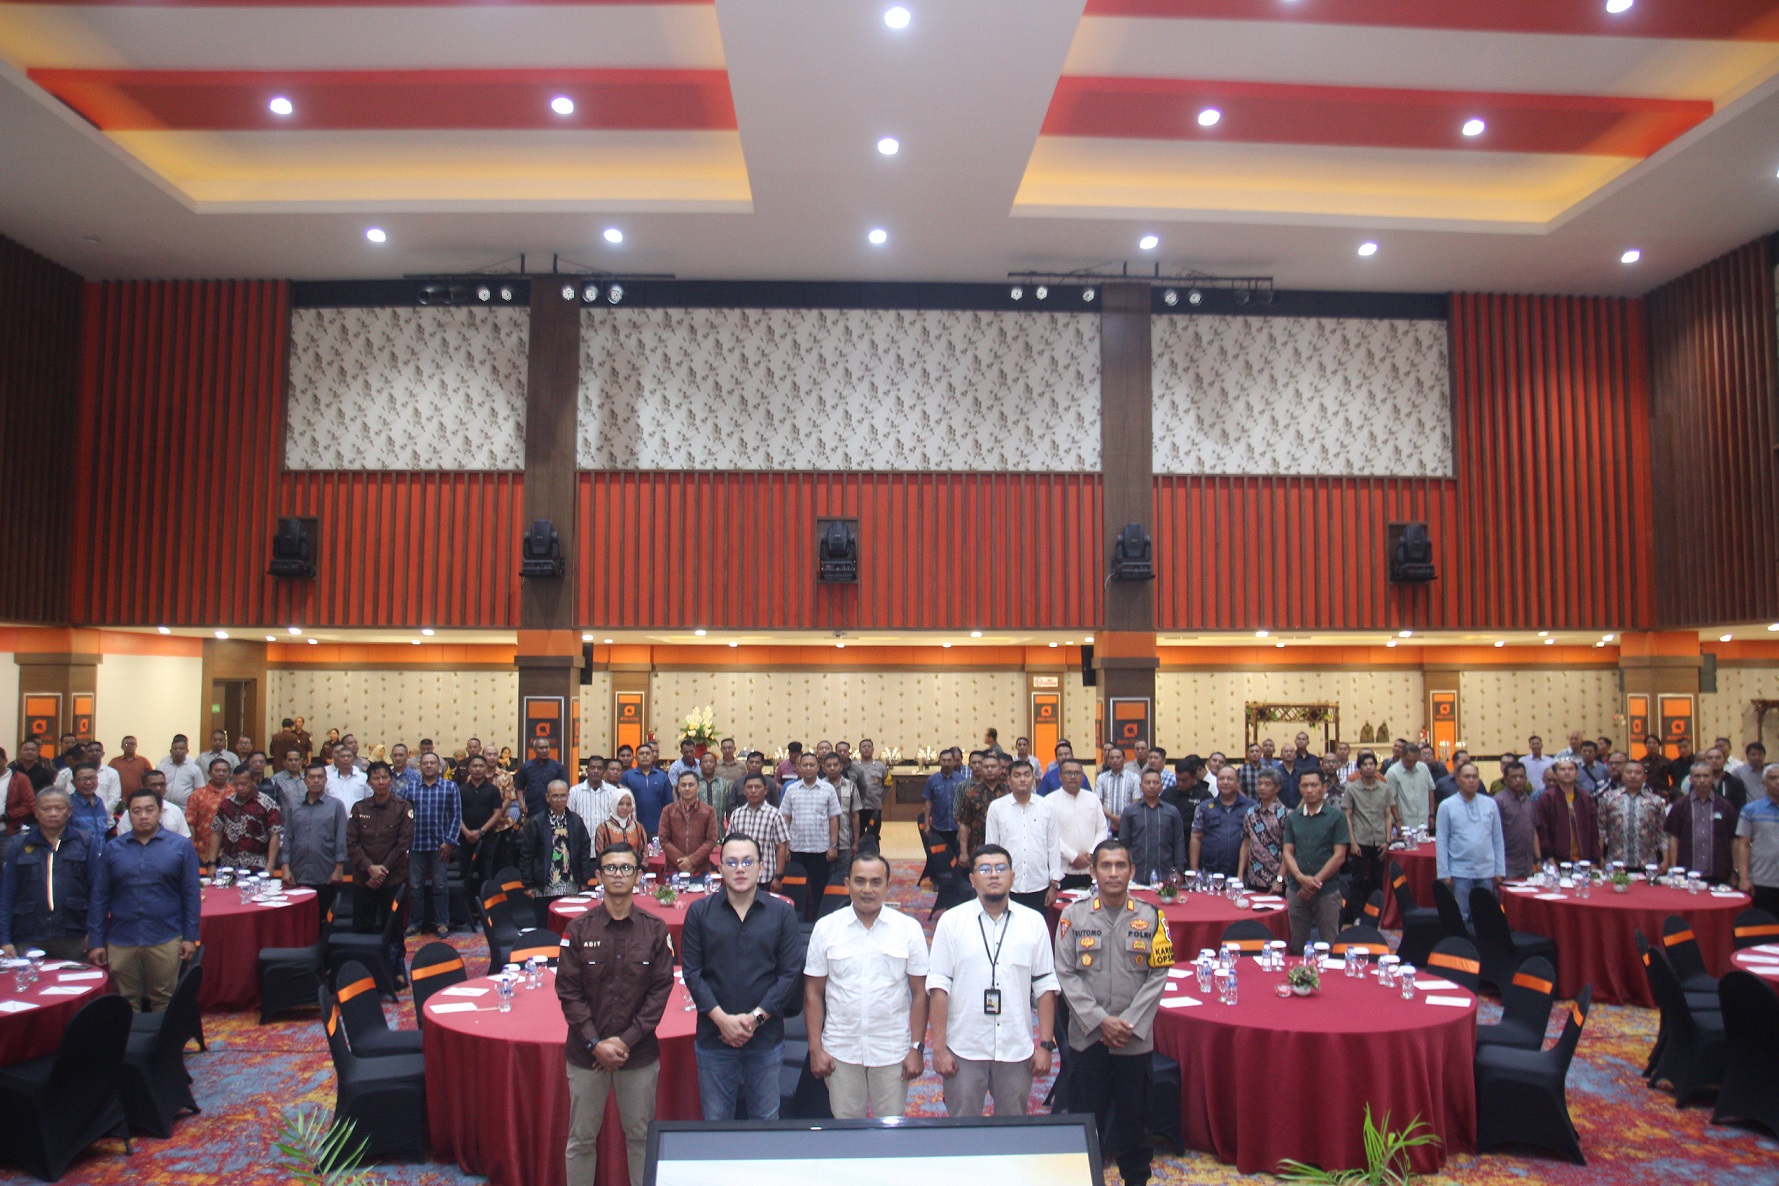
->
[1276, 1106, 1440, 1185]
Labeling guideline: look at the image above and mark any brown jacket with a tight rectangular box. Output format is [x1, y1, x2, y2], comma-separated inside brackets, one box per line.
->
[658, 798, 719, 871]
[346, 793, 413, 885]
[556, 903, 675, 1069]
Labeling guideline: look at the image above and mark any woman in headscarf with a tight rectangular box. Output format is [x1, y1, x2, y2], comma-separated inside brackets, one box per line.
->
[595, 788, 648, 856]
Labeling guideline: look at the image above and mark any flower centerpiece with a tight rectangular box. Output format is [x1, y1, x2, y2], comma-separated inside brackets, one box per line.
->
[1155, 876, 1180, 903]
[1286, 963, 1320, 997]
[652, 885, 679, 907]
[679, 706, 719, 751]
[1610, 868, 1632, 894]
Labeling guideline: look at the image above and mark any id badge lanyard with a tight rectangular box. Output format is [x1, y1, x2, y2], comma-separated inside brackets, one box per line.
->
[978, 910, 1009, 1017]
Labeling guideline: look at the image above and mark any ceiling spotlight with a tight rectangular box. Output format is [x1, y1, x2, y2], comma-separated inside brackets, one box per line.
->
[1275, 641, 1286, 649]
[1084, 635, 1094, 643]
[835, 641, 846, 649]
[1621, 249, 1641, 264]
[868, 228, 888, 245]
[970, 630, 983, 638]
[265, 635, 276, 642]
[1720, 633, 1732, 642]
[214, 630, 229, 640]
[694, 628, 707, 637]
[268, 96, 293, 116]
[1035, 285, 1048, 300]
[1010, 286, 1023, 300]
[1461, 118, 1486, 137]
[884, 6, 911, 29]
[1187, 289, 1202, 305]
[499, 286, 514, 301]
[582, 284, 599, 302]
[1385, 640, 1398, 648]
[157, 626, 171, 635]
[942, 642, 953, 648]
[1602, 633, 1615, 642]
[603, 227, 623, 244]
[1399, 629, 1413, 637]
[1544, 637, 1556, 645]
[581, 633, 593, 643]
[307, 637, 318, 645]
[287, 626, 302, 635]
[1605, 0, 1633, 12]
[877, 136, 900, 155]
[364, 227, 386, 243]
[728, 641, 739, 648]
[1770, 623, 1779, 631]
[1082, 287, 1095, 302]
[1048, 641, 1059, 648]
[551, 96, 575, 116]
[1163, 289, 1178, 306]
[422, 628, 436, 636]
[1493, 640, 1506, 648]
[410, 639, 422, 646]
[1594, 640, 1606, 648]
[1138, 234, 1159, 251]
[607, 284, 623, 303]
[1197, 107, 1221, 127]
[561, 284, 575, 301]
[1537, 630, 1549, 637]
[1256, 629, 1269, 638]
[1357, 241, 1378, 257]
[603, 637, 614, 644]
[476, 286, 491, 302]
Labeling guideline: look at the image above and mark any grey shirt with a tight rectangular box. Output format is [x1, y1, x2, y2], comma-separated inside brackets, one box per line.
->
[850, 760, 890, 811]
[283, 792, 349, 885]
[1054, 895, 1172, 1055]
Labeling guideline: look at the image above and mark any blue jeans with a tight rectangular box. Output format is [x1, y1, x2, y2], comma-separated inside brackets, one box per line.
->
[696, 1040, 783, 1120]
[1450, 876, 1485, 924]
[408, 849, 451, 931]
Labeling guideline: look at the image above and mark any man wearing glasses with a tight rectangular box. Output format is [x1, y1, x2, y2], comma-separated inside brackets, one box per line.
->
[927, 844, 1059, 1116]
[556, 843, 674, 1186]
[681, 833, 805, 1120]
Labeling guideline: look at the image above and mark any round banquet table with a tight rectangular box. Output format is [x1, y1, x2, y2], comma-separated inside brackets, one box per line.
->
[1499, 881, 1746, 1007]
[1153, 958, 1476, 1174]
[199, 885, 320, 1011]
[1730, 944, 1779, 983]
[1051, 888, 1289, 955]
[0, 962, 109, 1065]
[1379, 844, 1438, 928]
[548, 889, 795, 947]
[424, 970, 699, 1186]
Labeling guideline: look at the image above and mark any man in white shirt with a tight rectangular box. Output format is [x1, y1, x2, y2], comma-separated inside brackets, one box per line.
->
[140, 770, 190, 837]
[55, 741, 122, 814]
[156, 735, 204, 808]
[1519, 735, 1557, 794]
[927, 843, 1058, 1117]
[325, 748, 370, 812]
[196, 729, 236, 780]
[1051, 759, 1108, 890]
[568, 756, 616, 838]
[1095, 747, 1140, 834]
[985, 760, 1060, 913]
[1385, 744, 1435, 834]
[804, 852, 930, 1119]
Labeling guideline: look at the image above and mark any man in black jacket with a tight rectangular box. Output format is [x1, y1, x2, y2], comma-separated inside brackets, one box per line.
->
[520, 780, 592, 927]
[0, 787, 101, 961]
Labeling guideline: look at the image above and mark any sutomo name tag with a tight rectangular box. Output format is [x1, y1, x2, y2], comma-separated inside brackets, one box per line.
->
[983, 988, 1002, 1016]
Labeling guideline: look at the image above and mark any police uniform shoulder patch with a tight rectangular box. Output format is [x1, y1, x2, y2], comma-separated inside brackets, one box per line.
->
[1057, 916, 1072, 938]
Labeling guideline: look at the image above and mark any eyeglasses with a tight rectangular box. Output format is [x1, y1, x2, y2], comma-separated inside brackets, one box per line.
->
[973, 864, 1012, 877]
[599, 864, 639, 876]
[722, 857, 758, 870]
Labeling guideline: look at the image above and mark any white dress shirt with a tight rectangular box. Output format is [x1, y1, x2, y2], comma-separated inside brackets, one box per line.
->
[985, 792, 1062, 893]
[568, 781, 616, 844]
[927, 898, 1058, 1064]
[325, 765, 370, 812]
[1051, 786, 1109, 873]
[803, 904, 930, 1067]
[159, 798, 190, 838]
[156, 757, 204, 807]
[54, 764, 123, 814]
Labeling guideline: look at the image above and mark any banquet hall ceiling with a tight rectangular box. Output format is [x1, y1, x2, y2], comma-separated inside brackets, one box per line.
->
[1, 0, 1777, 293]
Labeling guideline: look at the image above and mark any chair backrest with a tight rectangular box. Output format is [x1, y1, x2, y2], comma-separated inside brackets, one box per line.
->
[1660, 914, 1711, 984]
[779, 861, 810, 913]
[1331, 925, 1390, 956]
[1389, 861, 1421, 916]
[509, 928, 561, 968]
[817, 878, 851, 917]
[1430, 878, 1469, 937]
[479, 878, 525, 937]
[150, 960, 206, 1067]
[1637, 931, 1704, 1037]
[319, 982, 357, 1072]
[1426, 937, 1482, 992]
[1218, 919, 1273, 951]
[1361, 889, 1384, 926]
[495, 866, 525, 896]
[1500, 955, 1557, 1043]
[1716, 969, 1779, 1063]
[1732, 907, 1779, 950]
[333, 959, 393, 1050]
[410, 940, 468, 1019]
[43, 994, 133, 1117]
[917, 823, 956, 879]
[1467, 885, 1516, 953]
[1550, 984, 1592, 1074]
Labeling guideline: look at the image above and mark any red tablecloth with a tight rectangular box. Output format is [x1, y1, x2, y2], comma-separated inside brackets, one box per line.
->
[424, 971, 700, 1186]
[1499, 882, 1745, 1006]
[1729, 944, 1779, 983]
[199, 886, 320, 1011]
[548, 891, 793, 947]
[1379, 845, 1438, 928]
[1154, 959, 1476, 1174]
[0, 964, 108, 1065]
[1050, 888, 1289, 955]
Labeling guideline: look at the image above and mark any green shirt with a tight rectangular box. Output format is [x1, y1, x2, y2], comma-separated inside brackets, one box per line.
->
[1283, 801, 1350, 897]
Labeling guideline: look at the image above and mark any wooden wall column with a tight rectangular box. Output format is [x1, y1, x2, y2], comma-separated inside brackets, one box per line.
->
[1618, 630, 1702, 762]
[1097, 282, 1158, 750]
[14, 628, 100, 747]
[516, 284, 584, 766]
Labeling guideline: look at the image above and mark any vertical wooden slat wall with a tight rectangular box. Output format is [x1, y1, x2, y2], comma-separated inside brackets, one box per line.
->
[1647, 238, 1779, 627]
[0, 236, 83, 623]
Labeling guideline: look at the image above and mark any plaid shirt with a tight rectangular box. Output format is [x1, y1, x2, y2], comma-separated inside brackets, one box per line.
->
[407, 777, 463, 852]
[725, 800, 791, 882]
[779, 779, 841, 852]
[390, 766, 422, 800]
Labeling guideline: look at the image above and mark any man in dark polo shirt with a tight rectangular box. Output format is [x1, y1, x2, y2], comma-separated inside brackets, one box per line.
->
[1282, 770, 1349, 954]
[557, 841, 674, 1186]
[346, 761, 412, 976]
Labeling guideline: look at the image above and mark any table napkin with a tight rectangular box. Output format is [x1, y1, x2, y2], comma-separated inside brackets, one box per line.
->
[56, 972, 104, 982]
[37, 986, 87, 996]
[1505, 887, 1538, 894]
[558, 898, 592, 905]
[1424, 995, 1471, 1008]
[440, 985, 489, 997]
[0, 1000, 36, 1013]
[1748, 943, 1779, 956]
[428, 1002, 479, 1014]
[1534, 893, 1568, 901]
[1415, 977, 1460, 991]
[38, 961, 78, 971]
[1160, 996, 1202, 1008]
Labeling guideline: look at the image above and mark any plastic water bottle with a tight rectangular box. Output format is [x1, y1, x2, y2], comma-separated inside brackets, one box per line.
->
[523, 957, 540, 989]
[1224, 962, 1239, 1005]
[496, 975, 514, 1013]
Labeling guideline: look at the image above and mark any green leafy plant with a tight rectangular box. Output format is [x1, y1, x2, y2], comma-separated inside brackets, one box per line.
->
[1610, 868, 1632, 888]
[273, 1108, 383, 1186]
[1275, 1106, 1440, 1186]
[1286, 964, 1321, 992]
[652, 885, 679, 907]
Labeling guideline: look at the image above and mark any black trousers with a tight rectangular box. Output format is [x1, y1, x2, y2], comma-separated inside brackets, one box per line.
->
[301, 882, 340, 925]
[857, 809, 883, 851]
[1012, 889, 1050, 914]
[459, 837, 498, 900]
[1067, 1041, 1153, 1186]
[1059, 873, 1093, 891]
[791, 851, 830, 922]
[1345, 844, 1386, 925]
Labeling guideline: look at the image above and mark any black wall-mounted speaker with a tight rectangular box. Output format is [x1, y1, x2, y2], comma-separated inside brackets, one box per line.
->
[268, 516, 317, 579]
[1387, 521, 1436, 584]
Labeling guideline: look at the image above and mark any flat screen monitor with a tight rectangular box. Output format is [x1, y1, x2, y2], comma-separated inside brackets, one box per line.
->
[646, 1114, 1104, 1186]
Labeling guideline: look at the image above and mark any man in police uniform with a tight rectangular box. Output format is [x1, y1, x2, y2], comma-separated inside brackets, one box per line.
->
[1054, 838, 1172, 1186]
[346, 761, 413, 977]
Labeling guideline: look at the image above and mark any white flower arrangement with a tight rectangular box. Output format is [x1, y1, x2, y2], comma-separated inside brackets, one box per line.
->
[679, 705, 719, 746]
[916, 746, 940, 768]
[879, 746, 904, 767]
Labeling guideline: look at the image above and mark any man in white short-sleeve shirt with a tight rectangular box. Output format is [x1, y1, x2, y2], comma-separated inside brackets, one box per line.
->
[803, 852, 930, 1119]
[927, 843, 1058, 1117]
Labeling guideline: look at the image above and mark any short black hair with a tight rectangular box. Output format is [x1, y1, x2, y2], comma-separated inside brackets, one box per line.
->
[720, 832, 761, 857]
[597, 842, 640, 866]
[366, 760, 392, 776]
[207, 756, 233, 773]
[305, 761, 327, 775]
[1091, 838, 1130, 866]
[127, 787, 163, 809]
[847, 851, 892, 878]
[967, 843, 1011, 866]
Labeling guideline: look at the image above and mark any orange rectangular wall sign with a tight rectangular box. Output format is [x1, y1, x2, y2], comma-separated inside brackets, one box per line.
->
[614, 691, 645, 759]
[21, 694, 61, 747]
[1031, 691, 1061, 771]
[1657, 694, 1694, 761]
[1109, 697, 1152, 758]
[1625, 694, 1653, 759]
[1429, 690, 1458, 762]
[72, 694, 95, 740]
[522, 696, 564, 764]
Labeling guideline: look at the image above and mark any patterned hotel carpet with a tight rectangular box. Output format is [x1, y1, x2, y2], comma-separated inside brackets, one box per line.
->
[7, 861, 1774, 1186]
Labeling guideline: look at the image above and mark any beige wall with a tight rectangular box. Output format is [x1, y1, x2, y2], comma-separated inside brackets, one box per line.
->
[0, 652, 15, 757]
[1700, 665, 1779, 752]
[1155, 669, 1425, 757]
[1457, 668, 1621, 757]
[95, 652, 204, 757]
[267, 669, 520, 759]
[579, 670, 613, 758]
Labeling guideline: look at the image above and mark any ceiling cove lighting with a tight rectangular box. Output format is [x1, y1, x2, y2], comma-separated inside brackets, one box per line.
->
[364, 227, 386, 243]
[1197, 108, 1221, 127]
[603, 227, 623, 244]
[268, 96, 293, 116]
[1357, 241, 1378, 257]
[941, 642, 953, 648]
[421, 627, 435, 636]
[884, 6, 911, 29]
[1621, 249, 1641, 264]
[1385, 640, 1398, 648]
[551, 96, 575, 116]
[307, 637, 318, 645]
[877, 137, 899, 155]
[1138, 234, 1159, 251]
[1398, 629, 1413, 638]
[1720, 633, 1733, 642]
[214, 630, 229, 640]
[867, 228, 888, 245]
[1461, 117, 1486, 137]
[410, 639, 422, 646]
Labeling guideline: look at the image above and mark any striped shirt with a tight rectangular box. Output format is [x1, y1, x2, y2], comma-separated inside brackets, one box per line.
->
[407, 777, 463, 852]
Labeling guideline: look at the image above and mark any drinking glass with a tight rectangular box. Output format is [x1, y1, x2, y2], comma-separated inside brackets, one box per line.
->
[1399, 965, 1418, 1000]
[1351, 949, 1370, 979]
[1313, 942, 1331, 973]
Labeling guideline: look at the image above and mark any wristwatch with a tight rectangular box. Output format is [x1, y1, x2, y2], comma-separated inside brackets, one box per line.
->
[1038, 1039, 1057, 1052]
[749, 1007, 769, 1023]
[909, 1040, 925, 1053]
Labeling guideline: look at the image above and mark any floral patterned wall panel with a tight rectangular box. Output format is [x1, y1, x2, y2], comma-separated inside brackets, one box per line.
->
[285, 307, 528, 470]
[1458, 669, 1620, 756]
[1152, 315, 1451, 477]
[647, 670, 1026, 754]
[1155, 670, 1426, 755]
[579, 672, 613, 758]
[1062, 671, 1097, 758]
[579, 309, 1100, 471]
[267, 668, 520, 756]
[1699, 666, 1779, 750]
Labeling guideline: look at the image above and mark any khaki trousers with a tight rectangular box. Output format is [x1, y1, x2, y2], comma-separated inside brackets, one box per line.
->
[827, 1060, 908, 1119]
[108, 938, 182, 1012]
[566, 1059, 660, 1186]
[942, 1056, 1032, 1117]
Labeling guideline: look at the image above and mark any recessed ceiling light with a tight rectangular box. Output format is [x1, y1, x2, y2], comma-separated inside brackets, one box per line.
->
[551, 96, 575, 116]
[307, 637, 318, 645]
[422, 628, 435, 636]
[1357, 241, 1378, 257]
[364, 227, 386, 243]
[1035, 285, 1048, 300]
[287, 626, 302, 635]
[728, 641, 739, 648]
[411, 639, 422, 645]
[942, 642, 953, 648]
[1385, 640, 1398, 648]
[603, 227, 623, 244]
[1399, 629, 1413, 638]
[604, 638, 614, 644]
[1544, 638, 1555, 645]
[1084, 635, 1094, 643]
[1494, 640, 1506, 648]
[1138, 234, 1159, 251]
[1275, 641, 1286, 649]
[1720, 633, 1733, 642]
[1594, 641, 1606, 648]
[265, 635, 276, 642]
[1163, 289, 1178, 306]
[835, 641, 846, 649]
[1537, 630, 1549, 637]
[580, 633, 593, 643]
[970, 630, 982, 638]
[214, 630, 229, 640]
[1461, 118, 1486, 137]
[877, 136, 899, 155]
[1256, 630, 1269, 638]
[867, 228, 888, 245]
[694, 628, 707, 637]
[268, 96, 293, 116]
[607, 284, 623, 303]
[157, 626, 171, 635]
[1602, 633, 1615, 642]
[1048, 641, 1059, 648]
[1620, 249, 1641, 264]
[1197, 107, 1221, 127]
[499, 286, 513, 301]
[884, 6, 910, 29]
[1082, 287, 1095, 302]
[1010, 286, 1023, 300]
[1605, 0, 1633, 12]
